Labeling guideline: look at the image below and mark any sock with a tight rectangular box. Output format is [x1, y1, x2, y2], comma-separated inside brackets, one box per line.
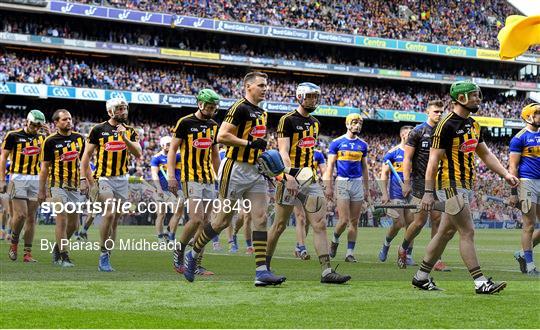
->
[246, 239, 252, 248]
[295, 242, 300, 251]
[407, 246, 413, 256]
[415, 260, 435, 280]
[169, 232, 175, 241]
[253, 231, 268, 271]
[332, 232, 341, 243]
[100, 246, 108, 254]
[158, 233, 164, 239]
[193, 223, 217, 256]
[11, 232, 19, 244]
[319, 254, 331, 272]
[23, 244, 32, 253]
[1, 224, 5, 230]
[401, 239, 410, 251]
[74, 231, 79, 237]
[524, 250, 535, 272]
[83, 224, 90, 232]
[346, 241, 355, 256]
[196, 249, 204, 268]
[232, 234, 238, 245]
[468, 266, 487, 285]
[166, 225, 171, 233]
[266, 255, 272, 269]
[60, 251, 68, 261]
[384, 236, 394, 247]
[211, 235, 219, 243]
[7, 228, 12, 235]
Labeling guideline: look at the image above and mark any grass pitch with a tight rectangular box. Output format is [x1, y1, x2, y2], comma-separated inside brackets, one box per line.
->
[0, 225, 538, 328]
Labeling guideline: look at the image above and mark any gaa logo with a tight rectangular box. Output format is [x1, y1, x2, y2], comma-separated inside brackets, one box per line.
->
[104, 141, 127, 152]
[250, 125, 266, 138]
[459, 139, 478, 154]
[298, 137, 315, 148]
[22, 146, 41, 156]
[192, 138, 212, 149]
[60, 150, 79, 162]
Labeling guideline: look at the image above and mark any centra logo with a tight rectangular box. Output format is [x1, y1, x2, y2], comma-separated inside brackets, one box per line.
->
[105, 141, 127, 152]
[250, 125, 266, 138]
[22, 146, 41, 156]
[192, 138, 212, 149]
[60, 150, 79, 162]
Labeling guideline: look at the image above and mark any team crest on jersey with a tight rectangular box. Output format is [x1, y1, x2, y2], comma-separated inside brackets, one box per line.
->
[192, 138, 212, 149]
[250, 125, 266, 138]
[22, 146, 41, 156]
[105, 141, 127, 152]
[298, 137, 316, 148]
[60, 150, 79, 162]
[459, 139, 478, 153]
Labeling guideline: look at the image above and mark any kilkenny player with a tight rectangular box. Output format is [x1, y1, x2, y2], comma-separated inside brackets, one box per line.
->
[80, 98, 142, 272]
[398, 100, 448, 271]
[182, 72, 285, 286]
[267, 82, 350, 283]
[413, 81, 519, 293]
[167, 89, 220, 277]
[38, 109, 85, 267]
[150, 136, 182, 242]
[293, 147, 326, 260]
[378, 126, 415, 264]
[1, 110, 47, 262]
[509, 103, 540, 276]
[324, 113, 370, 262]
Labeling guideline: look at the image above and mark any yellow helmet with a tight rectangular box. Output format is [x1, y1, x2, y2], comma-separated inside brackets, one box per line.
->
[345, 113, 362, 125]
[521, 103, 540, 124]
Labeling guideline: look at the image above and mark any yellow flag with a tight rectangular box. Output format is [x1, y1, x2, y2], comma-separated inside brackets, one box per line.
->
[498, 15, 540, 59]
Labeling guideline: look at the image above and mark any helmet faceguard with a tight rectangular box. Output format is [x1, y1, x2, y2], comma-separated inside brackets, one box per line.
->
[521, 103, 540, 127]
[196, 89, 220, 119]
[450, 81, 483, 113]
[296, 82, 321, 113]
[106, 98, 129, 124]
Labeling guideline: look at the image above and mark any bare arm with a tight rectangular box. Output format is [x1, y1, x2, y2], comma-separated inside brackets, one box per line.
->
[124, 136, 142, 158]
[150, 166, 163, 192]
[211, 144, 220, 177]
[38, 161, 50, 194]
[508, 153, 521, 178]
[323, 154, 337, 188]
[318, 162, 327, 178]
[379, 162, 390, 201]
[0, 149, 9, 182]
[424, 148, 445, 191]
[402, 145, 415, 183]
[80, 143, 97, 186]
[167, 137, 181, 181]
[217, 122, 248, 147]
[361, 157, 370, 198]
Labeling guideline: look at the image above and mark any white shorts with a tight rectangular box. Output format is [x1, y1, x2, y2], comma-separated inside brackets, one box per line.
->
[519, 178, 540, 205]
[335, 177, 364, 202]
[98, 175, 129, 200]
[183, 181, 216, 200]
[9, 174, 39, 200]
[436, 188, 473, 204]
[276, 181, 324, 206]
[218, 158, 268, 200]
[50, 187, 83, 204]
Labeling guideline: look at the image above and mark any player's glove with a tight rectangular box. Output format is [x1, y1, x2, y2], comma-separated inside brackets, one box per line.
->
[248, 139, 267, 150]
[257, 150, 285, 177]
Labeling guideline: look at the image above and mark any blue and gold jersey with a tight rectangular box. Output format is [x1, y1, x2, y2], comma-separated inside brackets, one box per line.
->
[383, 146, 405, 199]
[509, 128, 540, 179]
[328, 135, 368, 179]
[150, 152, 181, 191]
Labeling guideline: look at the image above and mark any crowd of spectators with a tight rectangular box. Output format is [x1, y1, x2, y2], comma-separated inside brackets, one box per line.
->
[0, 51, 529, 118]
[2, 13, 537, 83]
[0, 108, 522, 222]
[67, 0, 525, 50]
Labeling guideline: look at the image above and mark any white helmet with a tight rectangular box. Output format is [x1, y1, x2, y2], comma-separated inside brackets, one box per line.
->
[159, 136, 172, 148]
[296, 82, 321, 112]
[106, 98, 129, 122]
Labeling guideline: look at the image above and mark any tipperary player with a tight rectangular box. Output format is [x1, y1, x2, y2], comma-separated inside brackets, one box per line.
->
[324, 113, 370, 262]
[509, 103, 540, 276]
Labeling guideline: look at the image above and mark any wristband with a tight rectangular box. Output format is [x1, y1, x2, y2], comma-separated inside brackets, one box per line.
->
[511, 188, 518, 196]
[424, 189, 434, 193]
[80, 177, 87, 181]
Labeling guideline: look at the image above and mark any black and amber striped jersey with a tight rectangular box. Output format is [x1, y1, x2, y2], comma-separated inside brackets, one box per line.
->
[277, 110, 320, 171]
[431, 112, 483, 190]
[223, 98, 268, 164]
[172, 114, 218, 183]
[42, 132, 85, 189]
[87, 121, 139, 178]
[1, 129, 45, 175]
